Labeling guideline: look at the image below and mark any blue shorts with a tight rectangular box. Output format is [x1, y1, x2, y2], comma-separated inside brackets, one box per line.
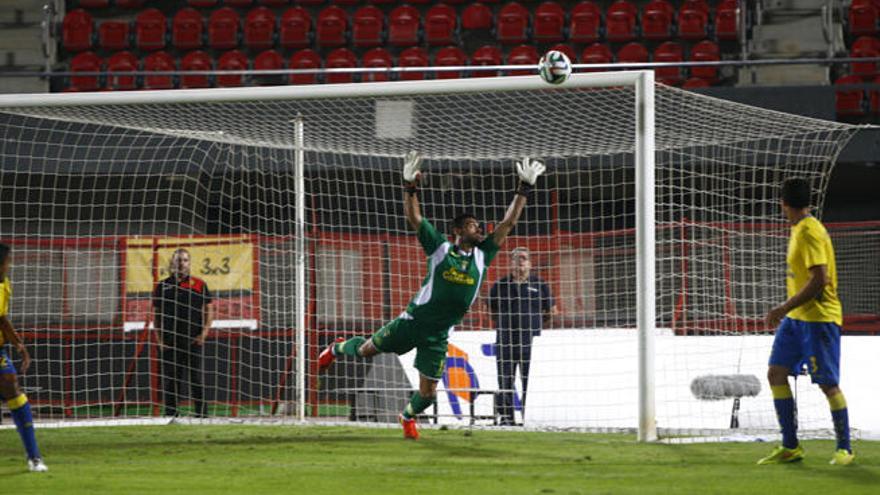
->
[0, 349, 17, 375]
[769, 317, 841, 385]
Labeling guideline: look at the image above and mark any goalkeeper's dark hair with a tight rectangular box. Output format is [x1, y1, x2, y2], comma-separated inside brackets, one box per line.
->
[451, 213, 477, 231]
[0, 243, 9, 267]
[781, 178, 811, 209]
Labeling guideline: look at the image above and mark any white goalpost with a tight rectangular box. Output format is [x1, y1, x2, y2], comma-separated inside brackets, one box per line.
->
[0, 73, 862, 441]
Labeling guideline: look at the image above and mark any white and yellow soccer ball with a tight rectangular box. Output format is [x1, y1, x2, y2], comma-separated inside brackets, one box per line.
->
[538, 50, 572, 85]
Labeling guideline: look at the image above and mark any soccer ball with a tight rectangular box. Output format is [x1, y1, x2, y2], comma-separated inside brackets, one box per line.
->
[538, 50, 572, 85]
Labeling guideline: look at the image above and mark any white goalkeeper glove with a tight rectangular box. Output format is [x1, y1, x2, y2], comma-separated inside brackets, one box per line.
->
[516, 157, 546, 186]
[402, 150, 422, 183]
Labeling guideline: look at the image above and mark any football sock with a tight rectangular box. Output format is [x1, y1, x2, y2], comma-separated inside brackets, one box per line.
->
[9, 394, 41, 460]
[402, 392, 434, 420]
[334, 337, 366, 358]
[771, 384, 798, 449]
[827, 391, 851, 453]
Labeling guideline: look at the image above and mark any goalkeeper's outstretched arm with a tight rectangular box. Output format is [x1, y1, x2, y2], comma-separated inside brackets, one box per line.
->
[490, 157, 546, 247]
[402, 151, 423, 232]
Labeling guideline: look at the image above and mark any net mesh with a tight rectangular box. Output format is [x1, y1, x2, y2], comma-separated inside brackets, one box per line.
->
[0, 78, 868, 436]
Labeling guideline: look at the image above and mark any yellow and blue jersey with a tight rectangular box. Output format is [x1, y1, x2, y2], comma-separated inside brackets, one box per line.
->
[786, 216, 842, 326]
[0, 276, 11, 346]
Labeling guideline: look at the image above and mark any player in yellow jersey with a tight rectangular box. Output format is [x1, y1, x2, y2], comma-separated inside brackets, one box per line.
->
[0, 244, 47, 472]
[757, 179, 853, 466]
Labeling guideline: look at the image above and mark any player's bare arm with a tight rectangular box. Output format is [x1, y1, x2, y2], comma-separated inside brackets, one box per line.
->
[491, 157, 546, 247]
[195, 303, 214, 346]
[402, 151, 423, 231]
[766, 264, 828, 327]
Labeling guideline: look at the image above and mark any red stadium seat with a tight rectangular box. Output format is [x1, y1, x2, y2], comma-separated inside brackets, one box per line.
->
[188, 0, 219, 6]
[69, 51, 102, 91]
[316, 6, 348, 47]
[106, 51, 138, 90]
[652, 41, 684, 85]
[714, 0, 739, 41]
[851, 35, 880, 76]
[434, 45, 467, 79]
[678, 0, 709, 40]
[217, 49, 249, 87]
[835, 75, 866, 116]
[389, 5, 420, 46]
[336, 0, 362, 5]
[641, 0, 674, 41]
[224, 0, 254, 6]
[325, 47, 358, 84]
[533, 1, 565, 43]
[280, 7, 311, 49]
[352, 5, 384, 48]
[368, 0, 395, 3]
[398, 46, 429, 80]
[288, 49, 321, 84]
[425, 3, 456, 46]
[581, 42, 613, 71]
[605, 0, 637, 43]
[244, 7, 276, 49]
[253, 49, 284, 85]
[507, 44, 538, 76]
[549, 43, 576, 62]
[362, 47, 393, 82]
[569, 1, 601, 44]
[471, 44, 502, 77]
[462, 3, 493, 31]
[682, 76, 711, 88]
[208, 7, 241, 50]
[297, 0, 326, 4]
[116, 0, 146, 8]
[617, 41, 648, 64]
[180, 50, 212, 88]
[850, 0, 879, 36]
[496, 2, 529, 45]
[172, 8, 204, 50]
[135, 8, 167, 51]
[259, 0, 290, 5]
[143, 51, 176, 90]
[689, 39, 720, 81]
[98, 21, 129, 51]
[63, 10, 93, 52]
[78, 0, 110, 8]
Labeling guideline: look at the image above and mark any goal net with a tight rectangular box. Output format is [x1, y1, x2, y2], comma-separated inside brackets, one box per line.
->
[0, 74, 865, 439]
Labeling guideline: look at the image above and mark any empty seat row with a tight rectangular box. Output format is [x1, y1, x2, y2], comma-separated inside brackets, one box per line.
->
[65, 38, 722, 92]
[76, 1, 510, 8]
[63, 1, 740, 53]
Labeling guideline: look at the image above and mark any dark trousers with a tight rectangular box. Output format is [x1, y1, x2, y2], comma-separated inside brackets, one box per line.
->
[162, 343, 206, 417]
[495, 337, 533, 425]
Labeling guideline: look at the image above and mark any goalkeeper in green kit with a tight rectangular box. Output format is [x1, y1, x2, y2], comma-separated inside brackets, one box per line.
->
[317, 151, 546, 439]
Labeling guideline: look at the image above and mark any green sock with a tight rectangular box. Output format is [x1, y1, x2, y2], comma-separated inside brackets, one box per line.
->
[334, 337, 366, 357]
[402, 393, 435, 419]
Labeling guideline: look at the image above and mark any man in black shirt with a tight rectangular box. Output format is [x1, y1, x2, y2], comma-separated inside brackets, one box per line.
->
[152, 248, 213, 418]
[487, 247, 557, 426]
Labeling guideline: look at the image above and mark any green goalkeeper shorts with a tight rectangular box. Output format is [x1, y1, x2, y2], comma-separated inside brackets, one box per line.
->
[370, 317, 448, 380]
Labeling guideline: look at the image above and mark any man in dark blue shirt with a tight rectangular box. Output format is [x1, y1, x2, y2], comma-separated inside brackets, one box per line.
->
[487, 247, 557, 426]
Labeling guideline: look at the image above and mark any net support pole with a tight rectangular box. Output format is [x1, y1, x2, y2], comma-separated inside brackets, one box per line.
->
[294, 115, 306, 421]
[635, 70, 657, 442]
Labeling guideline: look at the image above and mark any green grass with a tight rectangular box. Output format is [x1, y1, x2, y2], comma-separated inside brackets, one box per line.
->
[2, 425, 878, 495]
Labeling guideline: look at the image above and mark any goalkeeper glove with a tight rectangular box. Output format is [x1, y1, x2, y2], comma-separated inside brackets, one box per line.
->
[515, 157, 546, 197]
[402, 150, 422, 183]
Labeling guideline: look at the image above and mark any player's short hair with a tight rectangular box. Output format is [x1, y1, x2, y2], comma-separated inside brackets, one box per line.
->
[451, 213, 477, 231]
[511, 247, 530, 259]
[781, 178, 811, 209]
[0, 243, 9, 266]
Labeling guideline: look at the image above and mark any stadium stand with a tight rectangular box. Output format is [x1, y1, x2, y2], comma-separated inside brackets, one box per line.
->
[143, 51, 176, 89]
[180, 50, 213, 88]
[57, 1, 747, 91]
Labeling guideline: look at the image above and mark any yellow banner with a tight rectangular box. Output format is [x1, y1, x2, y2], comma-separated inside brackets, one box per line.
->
[126, 237, 254, 294]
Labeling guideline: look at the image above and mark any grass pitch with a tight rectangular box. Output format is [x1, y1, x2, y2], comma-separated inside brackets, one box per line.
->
[2, 425, 878, 494]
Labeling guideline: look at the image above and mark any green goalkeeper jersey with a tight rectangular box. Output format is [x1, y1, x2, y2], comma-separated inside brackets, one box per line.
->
[404, 218, 500, 331]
